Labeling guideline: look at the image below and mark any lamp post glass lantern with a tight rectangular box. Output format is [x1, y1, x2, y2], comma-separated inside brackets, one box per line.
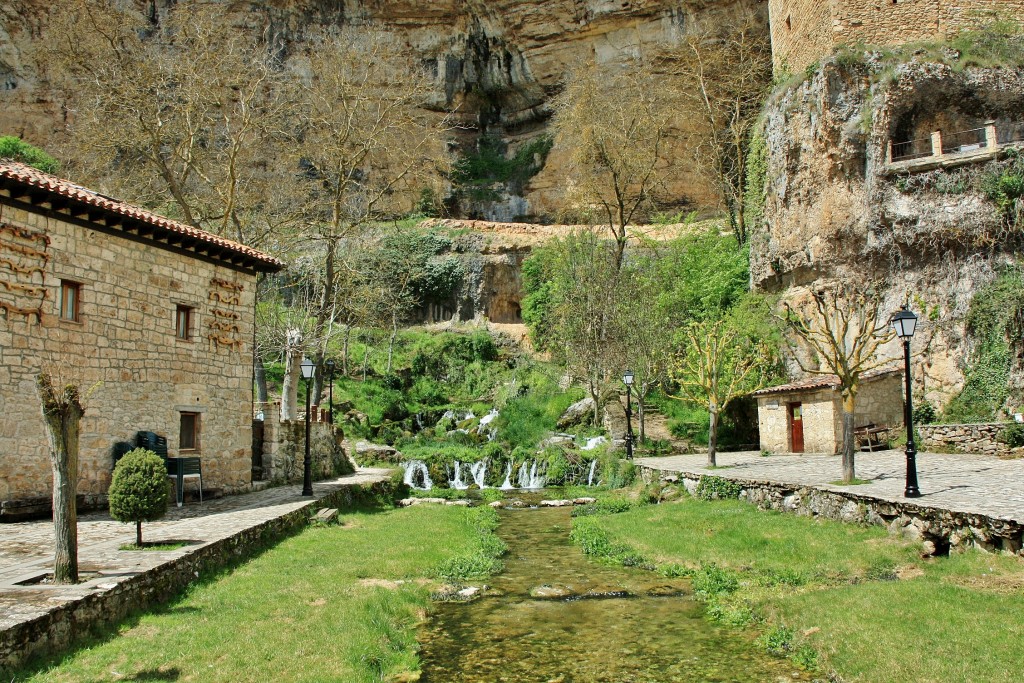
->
[890, 307, 921, 498]
[623, 371, 634, 460]
[300, 357, 315, 496]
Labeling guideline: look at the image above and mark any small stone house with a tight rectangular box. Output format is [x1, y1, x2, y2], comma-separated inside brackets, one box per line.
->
[0, 160, 283, 520]
[753, 369, 904, 454]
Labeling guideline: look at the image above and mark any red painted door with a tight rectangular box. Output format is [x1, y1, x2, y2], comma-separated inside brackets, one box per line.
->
[789, 403, 804, 453]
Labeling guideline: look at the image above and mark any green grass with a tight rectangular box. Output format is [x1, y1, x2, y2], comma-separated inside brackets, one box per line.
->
[573, 495, 1024, 681]
[9, 505, 504, 683]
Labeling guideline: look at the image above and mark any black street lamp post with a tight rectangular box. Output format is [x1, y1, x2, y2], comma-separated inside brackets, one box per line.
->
[890, 306, 921, 498]
[325, 359, 336, 425]
[623, 370, 635, 460]
[300, 357, 315, 497]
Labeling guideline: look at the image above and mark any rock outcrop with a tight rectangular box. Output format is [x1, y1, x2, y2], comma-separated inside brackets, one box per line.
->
[752, 54, 1024, 405]
[0, 0, 762, 218]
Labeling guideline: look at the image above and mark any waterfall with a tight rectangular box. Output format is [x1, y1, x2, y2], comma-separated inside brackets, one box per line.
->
[500, 461, 515, 490]
[449, 461, 469, 490]
[517, 460, 545, 489]
[470, 460, 488, 488]
[517, 460, 532, 488]
[587, 460, 598, 486]
[402, 461, 433, 490]
[580, 435, 607, 451]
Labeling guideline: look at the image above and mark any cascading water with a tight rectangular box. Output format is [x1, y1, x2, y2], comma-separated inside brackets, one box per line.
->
[449, 462, 469, 490]
[500, 461, 515, 490]
[470, 461, 488, 488]
[580, 436, 607, 451]
[587, 459, 598, 486]
[516, 460, 545, 489]
[402, 461, 433, 490]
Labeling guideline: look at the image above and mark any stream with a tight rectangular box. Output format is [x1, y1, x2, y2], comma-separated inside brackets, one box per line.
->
[418, 501, 803, 682]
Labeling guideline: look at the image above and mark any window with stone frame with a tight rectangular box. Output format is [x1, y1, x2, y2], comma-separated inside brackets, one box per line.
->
[59, 280, 81, 322]
[179, 412, 200, 452]
[175, 304, 193, 340]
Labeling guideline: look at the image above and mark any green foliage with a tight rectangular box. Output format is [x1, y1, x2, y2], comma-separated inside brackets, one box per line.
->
[743, 129, 768, 233]
[913, 399, 938, 425]
[452, 134, 553, 190]
[569, 516, 651, 569]
[433, 506, 507, 582]
[571, 496, 636, 518]
[981, 149, 1024, 222]
[943, 267, 1024, 422]
[0, 136, 60, 174]
[695, 475, 743, 501]
[108, 449, 169, 539]
[999, 422, 1024, 448]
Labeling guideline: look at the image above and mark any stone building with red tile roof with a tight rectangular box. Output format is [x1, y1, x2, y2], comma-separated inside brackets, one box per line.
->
[0, 160, 283, 520]
[753, 369, 904, 454]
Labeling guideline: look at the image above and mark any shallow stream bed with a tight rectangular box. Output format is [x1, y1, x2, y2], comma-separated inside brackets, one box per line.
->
[418, 502, 802, 682]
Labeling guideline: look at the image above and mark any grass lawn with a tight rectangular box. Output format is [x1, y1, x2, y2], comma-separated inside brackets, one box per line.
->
[10, 505, 502, 683]
[577, 495, 1024, 682]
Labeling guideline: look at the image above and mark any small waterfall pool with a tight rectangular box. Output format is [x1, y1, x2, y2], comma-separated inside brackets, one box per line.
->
[417, 504, 803, 682]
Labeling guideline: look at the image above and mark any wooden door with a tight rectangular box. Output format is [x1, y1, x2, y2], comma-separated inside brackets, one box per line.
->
[789, 402, 804, 453]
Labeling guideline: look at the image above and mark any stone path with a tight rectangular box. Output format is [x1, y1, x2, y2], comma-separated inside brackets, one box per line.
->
[0, 468, 391, 634]
[636, 450, 1024, 523]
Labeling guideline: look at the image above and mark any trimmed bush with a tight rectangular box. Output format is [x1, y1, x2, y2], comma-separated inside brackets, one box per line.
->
[109, 448, 169, 546]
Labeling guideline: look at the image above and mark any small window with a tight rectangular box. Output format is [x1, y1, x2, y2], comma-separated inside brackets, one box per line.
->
[175, 305, 193, 340]
[60, 281, 81, 322]
[179, 412, 200, 451]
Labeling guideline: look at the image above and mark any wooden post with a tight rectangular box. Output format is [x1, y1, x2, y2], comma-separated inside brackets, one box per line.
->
[886, 139, 893, 165]
[931, 130, 944, 159]
[985, 120, 998, 150]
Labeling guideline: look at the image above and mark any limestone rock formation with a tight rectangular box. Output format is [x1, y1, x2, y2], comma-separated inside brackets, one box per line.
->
[0, 0, 762, 218]
[752, 54, 1024, 405]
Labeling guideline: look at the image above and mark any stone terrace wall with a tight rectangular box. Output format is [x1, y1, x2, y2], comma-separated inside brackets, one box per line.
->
[919, 422, 1017, 456]
[770, 0, 1024, 72]
[641, 467, 1024, 556]
[257, 402, 354, 484]
[0, 204, 257, 519]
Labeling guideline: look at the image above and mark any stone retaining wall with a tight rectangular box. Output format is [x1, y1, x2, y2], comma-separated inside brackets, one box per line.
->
[256, 401, 354, 484]
[0, 479, 398, 674]
[639, 466, 1024, 557]
[918, 422, 1018, 456]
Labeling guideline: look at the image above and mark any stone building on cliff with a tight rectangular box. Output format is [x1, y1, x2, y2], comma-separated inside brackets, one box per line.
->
[769, 0, 1024, 72]
[0, 160, 283, 520]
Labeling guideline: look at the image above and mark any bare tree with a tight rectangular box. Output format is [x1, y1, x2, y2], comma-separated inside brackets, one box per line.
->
[35, 372, 85, 584]
[663, 10, 772, 244]
[549, 58, 678, 270]
[669, 318, 772, 466]
[783, 287, 896, 483]
[285, 28, 452, 385]
[41, 0, 293, 246]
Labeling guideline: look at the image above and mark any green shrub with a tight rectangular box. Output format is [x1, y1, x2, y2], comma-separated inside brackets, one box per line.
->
[1000, 423, 1024, 448]
[690, 562, 740, 600]
[695, 475, 743, 501]
[0, 136, 60, 174]
[108, 448, 169, 546]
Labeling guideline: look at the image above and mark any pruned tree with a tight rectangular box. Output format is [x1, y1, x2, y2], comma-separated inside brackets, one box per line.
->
[662, 9, 772, 244]
[783, 287, 896, 483]
[668, 318, 773, 466]
[549, 58, 678, 270]
[35, 372, 85, 584]
[109, 448, 169, 547]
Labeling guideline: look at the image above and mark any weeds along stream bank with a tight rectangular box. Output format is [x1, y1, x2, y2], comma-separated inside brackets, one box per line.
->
[6, 503, 505, 683]
[571, 487, 1024, 683]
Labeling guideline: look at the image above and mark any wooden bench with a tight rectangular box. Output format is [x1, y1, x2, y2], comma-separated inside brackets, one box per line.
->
[313, 508, 338, 524]
[854, 424, 891, 452]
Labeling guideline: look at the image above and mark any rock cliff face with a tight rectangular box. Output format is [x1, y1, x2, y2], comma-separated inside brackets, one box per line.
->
[0, 0, 761, 218]
[752, 56, 1024, 405]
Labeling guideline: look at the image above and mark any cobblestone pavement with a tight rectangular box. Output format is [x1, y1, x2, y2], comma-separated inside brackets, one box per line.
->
[637, 450, 1024, 523]
[0, 468, 392, 630]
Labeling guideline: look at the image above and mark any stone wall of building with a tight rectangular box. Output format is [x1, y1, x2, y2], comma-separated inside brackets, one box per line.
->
[256, 402, 354, 485]
[770, 0, 1024, 72]
[919, 422, 1018, 456]
[0, 204, 258, 518]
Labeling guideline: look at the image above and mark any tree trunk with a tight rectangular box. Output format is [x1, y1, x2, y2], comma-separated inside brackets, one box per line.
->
[590, 377, 601, 427]
[136, 520, 143, 547]
[841, 392, 857, 483]
[36, 374, 84, 584]
[342, 325, 351, 376]
[387, 312, 398, 373]
[311, 351, 325, 406]
[362, 343, 370, 382]
[637, 390, 646, 443]
[707, 407, 719, 468]
[280, 328, 303, 421]
[254, 360, 269, 403]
